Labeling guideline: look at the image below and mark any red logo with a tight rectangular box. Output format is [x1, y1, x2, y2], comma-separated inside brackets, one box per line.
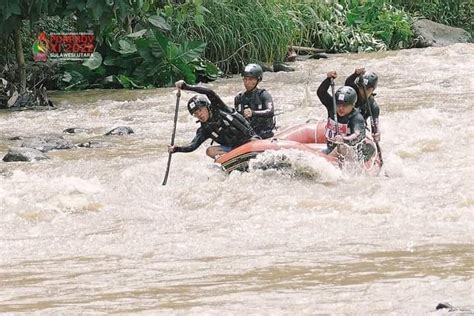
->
[33, 32, 95, 61]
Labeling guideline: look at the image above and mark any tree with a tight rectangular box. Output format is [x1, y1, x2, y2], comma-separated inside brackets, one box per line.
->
[0, 0, 153, 91]
[0, 1, 69, 91]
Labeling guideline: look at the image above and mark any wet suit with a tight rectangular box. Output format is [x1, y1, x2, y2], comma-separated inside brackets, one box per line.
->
[234, 88, 275, 139]
[317, 78, 373, 160]
[345, 73, 380, 127]
[174, 83, 257, 153]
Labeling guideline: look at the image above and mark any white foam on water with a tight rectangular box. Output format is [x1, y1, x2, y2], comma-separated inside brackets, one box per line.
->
[249, 149, 341, 183]
[0, 169, 104, 220]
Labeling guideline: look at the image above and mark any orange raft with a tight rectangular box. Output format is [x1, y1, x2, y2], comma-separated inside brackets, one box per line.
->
[215, 120, 382, 176]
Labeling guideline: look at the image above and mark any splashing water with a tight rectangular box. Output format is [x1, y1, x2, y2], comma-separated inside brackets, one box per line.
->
[249, 149, 342, 183]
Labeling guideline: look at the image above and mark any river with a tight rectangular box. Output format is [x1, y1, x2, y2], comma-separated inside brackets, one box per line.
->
[0, 44, 473, 314]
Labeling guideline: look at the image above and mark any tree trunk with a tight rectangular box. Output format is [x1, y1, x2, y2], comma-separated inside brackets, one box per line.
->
[289, 45, 326, 53]
[13, 28, 26, 93]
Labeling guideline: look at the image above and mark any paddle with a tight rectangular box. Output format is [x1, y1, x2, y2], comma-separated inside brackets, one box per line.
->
[358, 75, 384, 166]
[330, 78, 344, 166]
[330, 78, 338, 136]
[162, 90, 181, 186]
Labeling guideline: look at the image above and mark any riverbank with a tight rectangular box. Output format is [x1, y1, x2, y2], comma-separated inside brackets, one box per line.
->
[1, 0, 471, 96]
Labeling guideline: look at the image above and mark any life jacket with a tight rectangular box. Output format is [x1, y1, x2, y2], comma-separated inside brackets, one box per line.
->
[205, 108, 255, 148]
[235, 89, 275, 137]
[324, 110, 358, 139]
[357, 94, 377, 120]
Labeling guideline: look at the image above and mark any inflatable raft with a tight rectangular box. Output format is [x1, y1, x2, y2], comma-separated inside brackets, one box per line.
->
[215, 121, 382, 176]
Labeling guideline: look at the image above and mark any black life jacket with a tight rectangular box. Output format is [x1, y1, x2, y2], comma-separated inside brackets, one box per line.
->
[235, 89, 275, 137]
[205, 108, 255, 148]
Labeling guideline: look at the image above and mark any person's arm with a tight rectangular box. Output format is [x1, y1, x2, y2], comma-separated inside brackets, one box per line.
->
[250, 90, 274, 118]
[234, 94, 240, 107]
[234, 93, 243, 114]
[369, 97, 381, 141]
[317, 77, 333, 112]
[344, 114, 366, 146]
[369, 97, 380, 121]
[181, 82, 233, 112]
[317, 71, 338, 112]
[345, 68, 365, 88]
[170, 127, 208, 153]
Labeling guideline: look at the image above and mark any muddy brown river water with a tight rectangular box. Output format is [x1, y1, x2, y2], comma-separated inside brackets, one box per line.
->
[0, 44, 473, 314]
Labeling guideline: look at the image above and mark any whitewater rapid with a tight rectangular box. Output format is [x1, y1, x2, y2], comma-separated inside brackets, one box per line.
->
[0, 43, 473, 314]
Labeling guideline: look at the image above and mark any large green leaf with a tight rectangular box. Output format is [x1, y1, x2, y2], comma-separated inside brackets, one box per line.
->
[175, 62, 196, 84]
[86, 0, 105, 22]
[61, 70, 88, 90]
[151, 31, 169, 58]
[177, 41, 207, 63]
[103, 55, 122, 67]
[194, 14, 204, 27]
[115, 0, 131, 21]
[83, 52, 103, 70]
[132, 61, 154, 80]
[204, 61, 220, 80]
[127, 29, 147, 38]
[117, 39, 137, 54]
[63, 63, 92, 78]
[135, 37, 156, 62]
[148, 15, 171, 31]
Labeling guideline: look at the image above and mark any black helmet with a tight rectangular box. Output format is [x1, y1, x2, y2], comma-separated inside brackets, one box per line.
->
[187, 95, 210, 115]
[335, 86, 357, 105]
[356, 71, 378, 89]
[242, 63, 263, 81]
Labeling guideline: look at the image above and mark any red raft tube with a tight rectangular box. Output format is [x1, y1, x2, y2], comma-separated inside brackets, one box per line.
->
[215, 121, 382, 176]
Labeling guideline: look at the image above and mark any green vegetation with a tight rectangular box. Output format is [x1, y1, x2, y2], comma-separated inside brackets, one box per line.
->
[0, 0, 471, 91]
[390, 0, 472, 35]
[343, 0, 413, 49]
[169, 0, 388, 73]
[0, 0, 218, 91]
